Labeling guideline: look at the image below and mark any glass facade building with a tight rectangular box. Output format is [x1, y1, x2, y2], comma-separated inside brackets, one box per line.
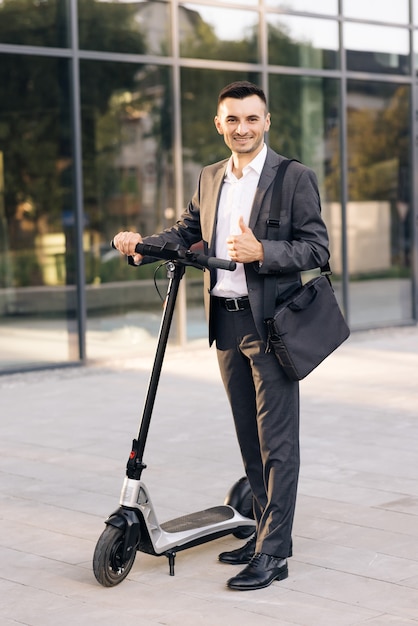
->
[0, 0, 417, 373]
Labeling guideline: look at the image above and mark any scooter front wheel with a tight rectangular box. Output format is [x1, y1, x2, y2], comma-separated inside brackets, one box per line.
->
[93, 524, 137, 587]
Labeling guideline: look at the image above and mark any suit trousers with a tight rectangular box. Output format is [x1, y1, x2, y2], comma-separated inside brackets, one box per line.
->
[213, 299, 300, 559]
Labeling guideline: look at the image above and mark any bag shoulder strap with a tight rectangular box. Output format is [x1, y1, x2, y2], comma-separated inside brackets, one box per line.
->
[263, 159, 331, 322]
[266, 159, 295, 240]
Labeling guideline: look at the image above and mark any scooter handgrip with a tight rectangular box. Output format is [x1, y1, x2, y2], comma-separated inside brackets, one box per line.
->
[134, 242, 182, 259]
[193, 254, 236, 271]
[110, 239, 181, 260]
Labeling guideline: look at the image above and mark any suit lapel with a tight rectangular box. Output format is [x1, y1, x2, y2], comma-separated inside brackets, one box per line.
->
[205, 162, 227, 255]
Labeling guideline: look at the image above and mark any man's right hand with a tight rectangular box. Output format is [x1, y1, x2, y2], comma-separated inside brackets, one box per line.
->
[113, 231, 143, 265]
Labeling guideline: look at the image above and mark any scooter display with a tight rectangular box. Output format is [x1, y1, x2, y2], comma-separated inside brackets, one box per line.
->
[93, 241, 255, 587]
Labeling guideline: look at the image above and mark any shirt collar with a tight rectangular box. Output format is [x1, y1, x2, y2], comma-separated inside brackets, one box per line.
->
[225, 143, 267, 180]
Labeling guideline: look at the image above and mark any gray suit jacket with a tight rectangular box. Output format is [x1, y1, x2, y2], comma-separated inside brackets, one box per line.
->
[141, 147, 330, 346]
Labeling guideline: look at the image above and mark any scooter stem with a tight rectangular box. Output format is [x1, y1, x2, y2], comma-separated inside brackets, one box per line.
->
[126, 261, 185, 480]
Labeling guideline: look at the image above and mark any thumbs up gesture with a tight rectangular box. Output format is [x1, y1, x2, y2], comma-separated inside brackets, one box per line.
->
[226, 216, 264, 264]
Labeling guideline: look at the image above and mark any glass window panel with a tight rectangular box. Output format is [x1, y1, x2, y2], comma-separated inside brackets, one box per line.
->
[179, 4, 258, 62]
[79, 61, 176, 359]
[267, 15, 339, 69]
[346, 81, 412, 327]
[265, 0, 338, 15]
[415, 30, 418, 72]
[0, 0, 69, 47]
[78, 0, 170, 55]
[414, 0, 418, 24]
[344, 0, 409, 25]
[345, 23, 410, 74]
[0, 54, 77, 371]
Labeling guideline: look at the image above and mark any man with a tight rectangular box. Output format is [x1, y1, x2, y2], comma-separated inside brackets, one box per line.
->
[113, 81, 329, 591]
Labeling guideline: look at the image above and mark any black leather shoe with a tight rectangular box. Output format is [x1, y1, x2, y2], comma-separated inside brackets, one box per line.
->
[226, 553, 288, 591]
[218, 535, 256, 565]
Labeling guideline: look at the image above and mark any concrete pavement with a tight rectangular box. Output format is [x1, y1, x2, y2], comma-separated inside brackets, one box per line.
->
[1, 325, 418, 625]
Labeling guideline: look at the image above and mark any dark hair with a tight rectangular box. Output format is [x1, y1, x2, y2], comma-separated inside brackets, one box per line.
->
[217, 81, 267, 108]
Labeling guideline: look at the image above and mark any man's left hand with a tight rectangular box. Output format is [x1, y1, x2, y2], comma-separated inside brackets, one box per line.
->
[227, 216, 264, 263]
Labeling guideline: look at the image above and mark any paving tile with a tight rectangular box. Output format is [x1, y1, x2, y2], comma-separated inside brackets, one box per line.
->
[296, 536, 418, 583]
[287, 567, 418, 621]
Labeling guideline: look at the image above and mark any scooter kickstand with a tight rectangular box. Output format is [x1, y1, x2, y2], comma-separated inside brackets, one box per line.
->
[166, 551, 176, 576]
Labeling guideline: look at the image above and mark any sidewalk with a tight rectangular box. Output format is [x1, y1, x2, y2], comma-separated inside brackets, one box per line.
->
[1, 326, 418, 625]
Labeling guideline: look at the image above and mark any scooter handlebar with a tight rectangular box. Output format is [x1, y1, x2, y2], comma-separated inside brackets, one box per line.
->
[190, 253, 236, 271]
[111, 240, 236, 271]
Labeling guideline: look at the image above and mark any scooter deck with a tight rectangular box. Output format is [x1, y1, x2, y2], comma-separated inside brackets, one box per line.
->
[160, 505, 234, 533]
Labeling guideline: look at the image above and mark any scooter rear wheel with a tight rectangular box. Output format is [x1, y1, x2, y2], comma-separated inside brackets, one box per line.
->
[225, 476, 255, 539]
[93, 524, 137, 587]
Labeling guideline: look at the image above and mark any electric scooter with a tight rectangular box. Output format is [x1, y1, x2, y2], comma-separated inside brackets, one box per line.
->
[93, 241, 255, 587]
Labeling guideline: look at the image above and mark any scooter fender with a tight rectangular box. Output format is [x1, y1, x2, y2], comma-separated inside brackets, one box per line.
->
[105, 507, 141, 562]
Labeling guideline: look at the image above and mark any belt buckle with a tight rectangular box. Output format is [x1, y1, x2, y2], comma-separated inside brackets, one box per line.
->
[225, 297, 241, 311]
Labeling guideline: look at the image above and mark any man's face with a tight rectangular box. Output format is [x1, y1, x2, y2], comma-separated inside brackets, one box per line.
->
[214, 94, 271, 157]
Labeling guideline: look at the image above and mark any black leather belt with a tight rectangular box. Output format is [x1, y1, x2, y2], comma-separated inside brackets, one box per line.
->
[214, 296, 250, 312]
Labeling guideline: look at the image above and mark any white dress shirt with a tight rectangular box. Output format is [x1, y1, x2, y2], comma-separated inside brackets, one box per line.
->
[211, 144, 267, 298]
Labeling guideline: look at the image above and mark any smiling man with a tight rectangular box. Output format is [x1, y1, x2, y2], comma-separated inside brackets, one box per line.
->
[113, 81, 330, 591]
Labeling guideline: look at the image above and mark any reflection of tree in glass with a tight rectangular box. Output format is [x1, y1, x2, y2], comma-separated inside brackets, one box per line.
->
[78, 0, 149, 54]
[268, 19, 336, 71]
[346, 84, 409, 202]
[325, 85, 409, 201]
[179, 6, 258, 64]
[0, 0, 66, 47]
[268, 20, 303, 69]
